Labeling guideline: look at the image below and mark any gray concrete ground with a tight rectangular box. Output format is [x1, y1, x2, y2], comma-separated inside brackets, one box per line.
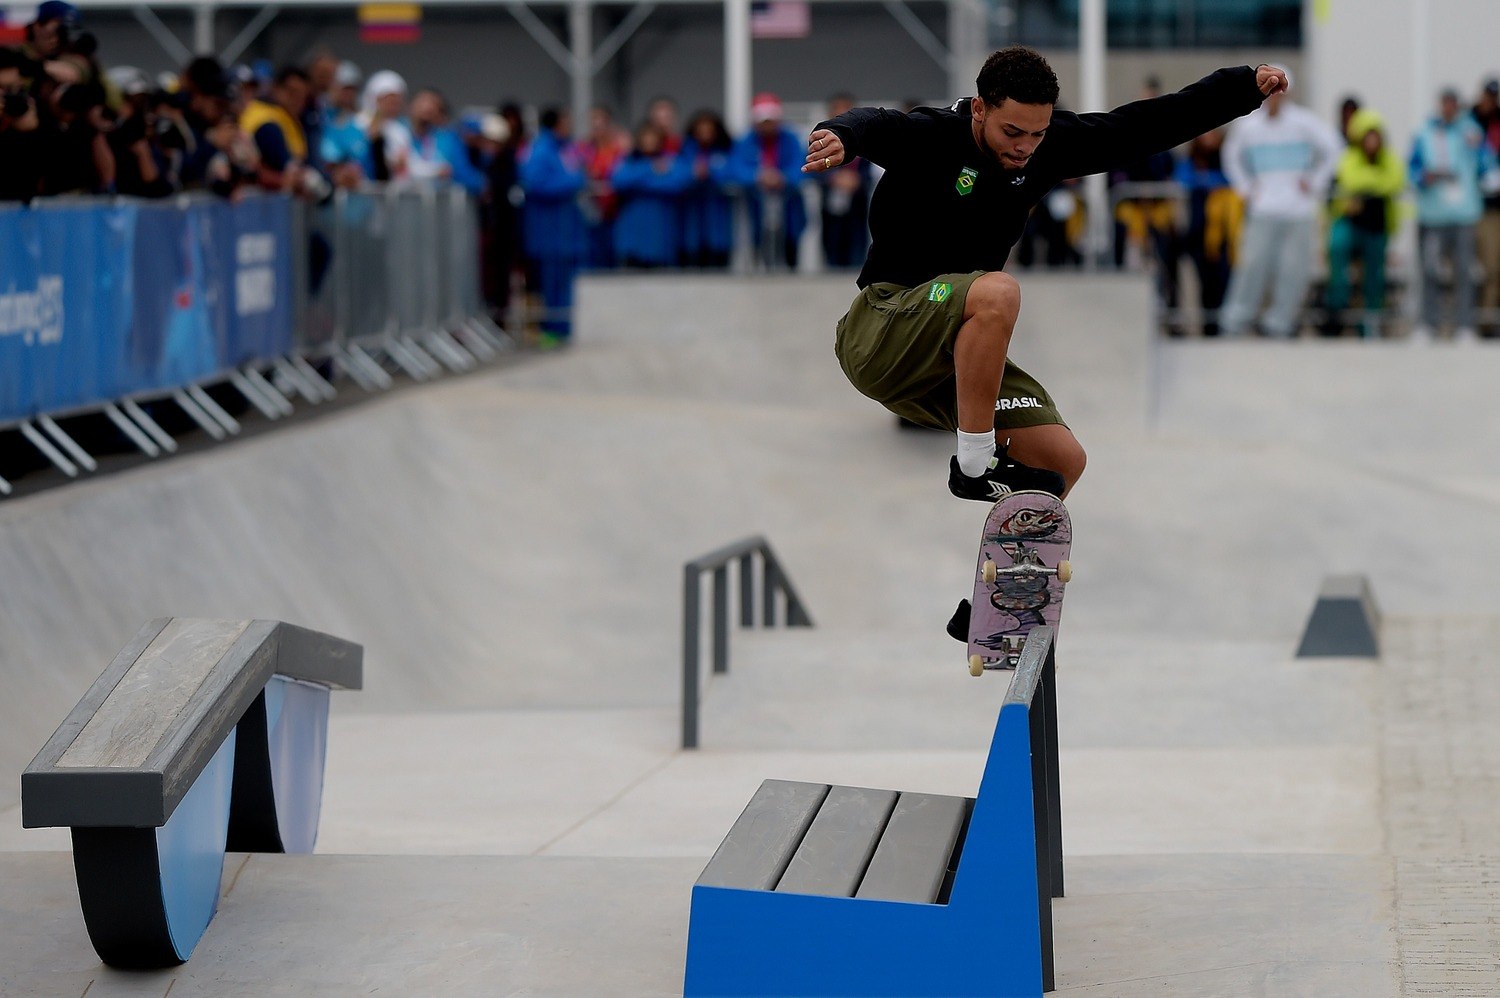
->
[3, 272, 1500, 994]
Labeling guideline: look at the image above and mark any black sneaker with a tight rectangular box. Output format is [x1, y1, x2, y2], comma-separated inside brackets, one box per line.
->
[946, 599, 971, 642]
[947, 448, 1065, 502]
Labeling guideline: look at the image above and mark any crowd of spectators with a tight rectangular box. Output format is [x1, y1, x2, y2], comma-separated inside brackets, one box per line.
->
[1107, 75, 1500, 340]
[6, 4, 1498, 345]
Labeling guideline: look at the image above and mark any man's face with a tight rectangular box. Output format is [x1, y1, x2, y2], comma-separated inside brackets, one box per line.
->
[649, 100, 677, 135]
[274, 77, 309, 116]
[29, 19, 63, 57]
[308, 56, 337, 94]
[1441, 94, 1459, 121]
[410, 91, 441, 125]
[0, 66, 21, 93]
[334, 84, 357, 112]
[972, 97, 1051, 170]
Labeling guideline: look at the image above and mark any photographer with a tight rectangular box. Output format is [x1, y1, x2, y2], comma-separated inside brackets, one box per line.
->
[39, 78, 113, 195]
[0, 48, 43, 200]
[105, 66, 174, 197]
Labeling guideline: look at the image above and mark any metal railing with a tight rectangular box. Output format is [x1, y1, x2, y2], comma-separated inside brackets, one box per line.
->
[0, 184, 511, 495]
[681, 536, 813, 749]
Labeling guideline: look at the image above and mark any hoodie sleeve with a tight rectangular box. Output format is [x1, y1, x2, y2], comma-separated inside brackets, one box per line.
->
[1047, 67, 1266, 181]
[815, 106, 942, 170]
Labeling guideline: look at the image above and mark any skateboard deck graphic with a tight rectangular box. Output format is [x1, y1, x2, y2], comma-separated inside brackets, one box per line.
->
[967, 490, 1072, 675]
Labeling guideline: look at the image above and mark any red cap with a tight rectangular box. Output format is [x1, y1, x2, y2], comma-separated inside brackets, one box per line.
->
[751, 92, 783, 122]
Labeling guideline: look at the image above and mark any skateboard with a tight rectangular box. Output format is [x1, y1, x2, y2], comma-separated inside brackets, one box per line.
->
[967, 490, 1072, 676]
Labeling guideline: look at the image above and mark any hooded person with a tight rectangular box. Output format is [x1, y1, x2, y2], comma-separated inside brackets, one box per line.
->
[1325, 107, 1407, 337]
[358, 69, 412, 180]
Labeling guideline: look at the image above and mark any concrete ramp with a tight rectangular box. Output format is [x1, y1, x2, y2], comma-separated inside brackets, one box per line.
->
[5, 272, 1500, 994]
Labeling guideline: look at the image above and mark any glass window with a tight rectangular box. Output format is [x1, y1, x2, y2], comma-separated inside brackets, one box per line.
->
[1000, 0, 1302, 48]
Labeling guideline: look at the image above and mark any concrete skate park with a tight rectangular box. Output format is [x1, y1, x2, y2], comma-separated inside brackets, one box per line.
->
[3, 271, 1499, 996]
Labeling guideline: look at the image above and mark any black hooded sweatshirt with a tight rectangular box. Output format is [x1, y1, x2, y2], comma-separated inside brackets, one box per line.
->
[815, 66, 1267, 289]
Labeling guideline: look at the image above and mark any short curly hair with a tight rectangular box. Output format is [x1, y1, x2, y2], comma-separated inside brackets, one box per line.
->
[976, 46, 1060, 107]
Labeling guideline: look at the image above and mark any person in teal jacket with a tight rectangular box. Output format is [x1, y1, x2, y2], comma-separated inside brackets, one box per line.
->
[729, 93, 808, 269]
[1409, 88, 1496, 339]
[679, 111, 736, 268]
[519, 107, 587, 339]
[612, 122, 691, 268]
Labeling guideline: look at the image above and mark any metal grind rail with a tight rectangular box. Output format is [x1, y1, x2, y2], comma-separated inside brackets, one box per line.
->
[681, 537, 813, 749]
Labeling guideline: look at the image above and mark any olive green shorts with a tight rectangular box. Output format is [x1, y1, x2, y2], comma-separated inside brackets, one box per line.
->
[834, 271, 1065, 433]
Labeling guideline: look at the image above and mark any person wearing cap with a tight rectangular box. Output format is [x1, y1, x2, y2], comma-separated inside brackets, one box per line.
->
[1219, 78, 1342, 339]
[319, 60, 370, 183]
[730, 92, 807, 270]
[1409, 86, 1495, 342]
[1473, 79, 1500, 334]
[805, 47, 1286, 513]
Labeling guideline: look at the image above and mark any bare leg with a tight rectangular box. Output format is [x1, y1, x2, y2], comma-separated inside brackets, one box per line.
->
[1003, 423, 1087, 498]
[954, 272, 1022, 432]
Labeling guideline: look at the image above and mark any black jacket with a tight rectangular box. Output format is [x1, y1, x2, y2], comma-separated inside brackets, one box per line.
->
[816, 67, 1266, 288]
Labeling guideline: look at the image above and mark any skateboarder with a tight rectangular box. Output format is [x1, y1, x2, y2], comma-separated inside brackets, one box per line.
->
[805, 48, 1289, 501]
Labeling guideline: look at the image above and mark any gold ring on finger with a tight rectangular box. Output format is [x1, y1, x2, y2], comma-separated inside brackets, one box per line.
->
[824, 157, 831, 169]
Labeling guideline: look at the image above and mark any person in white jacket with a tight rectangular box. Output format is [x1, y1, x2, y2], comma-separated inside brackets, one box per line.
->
[1219, 86, 1342, 337]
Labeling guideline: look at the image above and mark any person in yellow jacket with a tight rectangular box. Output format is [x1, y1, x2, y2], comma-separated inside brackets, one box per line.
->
[1326, 108, 1406, 337]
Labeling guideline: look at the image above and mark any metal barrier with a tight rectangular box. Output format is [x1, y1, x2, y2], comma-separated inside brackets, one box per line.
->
[0, 184, 510, 495]
[681, 536, 813, 749]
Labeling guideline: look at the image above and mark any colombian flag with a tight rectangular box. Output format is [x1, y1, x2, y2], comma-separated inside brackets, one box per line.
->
[359, 3, 421, 44]
[0, 6, 29, 45]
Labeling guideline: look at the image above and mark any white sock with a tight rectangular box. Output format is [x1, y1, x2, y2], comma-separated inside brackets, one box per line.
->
[956, 429, 996, 477]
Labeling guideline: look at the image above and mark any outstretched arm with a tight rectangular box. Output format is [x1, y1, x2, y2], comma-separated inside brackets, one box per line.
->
[804, 106, 935, 174]
[1051, 65, 1287, 180]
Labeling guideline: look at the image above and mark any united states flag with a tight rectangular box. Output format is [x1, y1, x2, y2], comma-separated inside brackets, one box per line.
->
[751, 1, 810, 39]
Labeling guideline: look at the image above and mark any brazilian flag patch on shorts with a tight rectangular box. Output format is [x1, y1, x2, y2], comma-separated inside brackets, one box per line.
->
[928, 282, 953, 303]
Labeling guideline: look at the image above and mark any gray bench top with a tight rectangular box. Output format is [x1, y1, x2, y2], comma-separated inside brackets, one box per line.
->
[697, 779, 972, 905]
[22, 618, 362, 829]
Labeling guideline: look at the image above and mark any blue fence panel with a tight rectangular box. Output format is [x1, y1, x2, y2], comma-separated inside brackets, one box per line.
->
[128, 200, 225, 392]
[0, 203, 137, 422]
[223, 196, 295, 365]
[0, 196, 298, 424]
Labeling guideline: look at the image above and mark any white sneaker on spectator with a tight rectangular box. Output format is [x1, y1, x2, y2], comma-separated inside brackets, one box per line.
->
[1408, 325, 1435, 345]
[1454, 326, 1480, 343]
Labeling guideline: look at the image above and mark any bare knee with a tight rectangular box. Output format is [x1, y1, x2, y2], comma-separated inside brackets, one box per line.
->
[963, 272, 1022, 327]
[1056, 439, 1087, 495]
[1006, 427, 1087, 497]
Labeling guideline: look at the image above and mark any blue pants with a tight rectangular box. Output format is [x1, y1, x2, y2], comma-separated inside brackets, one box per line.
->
[534, 257, 577, 336]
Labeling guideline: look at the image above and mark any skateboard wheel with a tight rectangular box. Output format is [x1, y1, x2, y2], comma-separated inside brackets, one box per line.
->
[982, 560, 996, 584]
[1056, 560, 1073, 584]
[969, 655, 985, 677]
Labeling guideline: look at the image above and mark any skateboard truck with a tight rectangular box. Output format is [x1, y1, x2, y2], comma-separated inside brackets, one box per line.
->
[969, 635, 1028, 676]
[982, 558, 1073, 585]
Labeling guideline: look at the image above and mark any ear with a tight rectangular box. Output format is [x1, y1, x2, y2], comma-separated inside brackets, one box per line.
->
[970, 96, 985, 121]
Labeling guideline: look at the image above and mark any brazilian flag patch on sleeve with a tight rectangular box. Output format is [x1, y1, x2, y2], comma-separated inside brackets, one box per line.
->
[955, 166, 978, 196]
[928, 282, 953, 303]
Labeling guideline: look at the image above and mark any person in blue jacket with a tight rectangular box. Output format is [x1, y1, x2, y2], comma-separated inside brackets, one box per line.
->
[679, 110, 736, 268]
[611, 122, 691, 268]
[729, 93, 808, 270]
[407, 88, 487, 195]
[519, 106, 587, 340]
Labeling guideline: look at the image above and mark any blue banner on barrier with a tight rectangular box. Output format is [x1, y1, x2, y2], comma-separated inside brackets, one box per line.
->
[0, 196, 295, 425]
[0, 203, 136, 422]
